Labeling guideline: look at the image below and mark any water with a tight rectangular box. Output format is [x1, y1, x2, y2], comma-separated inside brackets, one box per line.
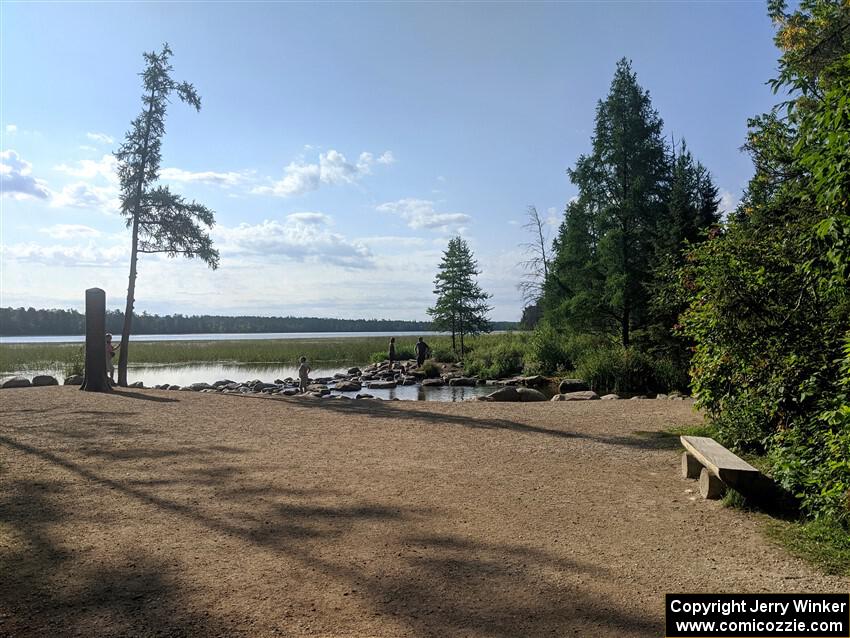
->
[12, 362, 495, 402]
[0, 331, 449, 344]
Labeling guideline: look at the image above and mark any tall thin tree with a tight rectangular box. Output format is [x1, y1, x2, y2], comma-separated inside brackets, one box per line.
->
[115, 44, 219, 386]
[518, 205, 551, 306]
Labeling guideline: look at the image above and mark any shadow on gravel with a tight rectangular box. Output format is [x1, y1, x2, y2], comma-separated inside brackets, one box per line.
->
[0, 424, 663, 637]
[110, 389, 179, 403]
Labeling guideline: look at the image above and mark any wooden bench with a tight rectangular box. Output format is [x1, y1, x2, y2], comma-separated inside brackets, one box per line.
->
[680, 436, 760, 499]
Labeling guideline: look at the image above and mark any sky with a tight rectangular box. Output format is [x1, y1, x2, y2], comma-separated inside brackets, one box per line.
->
[1, 1, 781, 321]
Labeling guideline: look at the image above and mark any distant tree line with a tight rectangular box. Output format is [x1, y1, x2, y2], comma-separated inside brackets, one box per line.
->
[0, 307, 517, 336]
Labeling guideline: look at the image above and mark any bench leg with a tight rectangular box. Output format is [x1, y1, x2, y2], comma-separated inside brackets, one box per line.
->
[681, 451, 702, 479]
[699, 467, 725, 499]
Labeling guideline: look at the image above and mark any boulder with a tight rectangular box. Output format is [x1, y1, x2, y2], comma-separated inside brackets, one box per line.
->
[421, 378, 445, 387]
[355, 393, 375, 399]
[448, 377, 476, 387]
[334, 380, 362, 392]
[64, 374, 84, 386]
[558, 378, 589, 393]
[520, 375, 548, 388]
[282, 388, 299, 396]
[655, 393, 668, 400]
[347, 367, 361, 375]
[1, 376, 31, 389]
[32, 375, 58, 387]
[552, 390, 599, 401]
[630, 395, 648, 400]
[485, 386, 520, 402]
[306, 384, 330, 396]
[212, 379, 236, 388]
[188, 382, 214, 391]
[168, 385, 181, 391]
[367, 380, 397, 389]
[516, 387, 547, 402]
[601, 393, 620, 400]
[253, 382, 275, 392]
[128, 381, 145, 388]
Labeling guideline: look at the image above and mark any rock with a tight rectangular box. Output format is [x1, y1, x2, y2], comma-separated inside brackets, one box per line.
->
[655, 393, 668, 400]
[485, 386, 520, 402]
[400, 376, 417, 386]
[64, 374, 84, 386]
[601, 393, 620, 400]
[558, 378, 589, 393]
[188, 382, 214, 391]
[32, 374, 58, 386]
[212, 379, 236, 388]
[630, 395, 648, 400]
[253, 382, 275, 392]
[128, 381, 145, 388]
[554, 390, 599, 401]
[520, 375, 548, 388]
[1, 376, 31, 389]
[516, 387, 547, 402]
[367, 380, 397, 389]
[306, 383, 328, 393]
[347, 367, 361, 375]
[355, 393, 375, 399]
[168, 385, 181, 391]
[282, 388, 299, 396]
[334, 381, 362, 392]
[421, 378, 445, 387]
[224, 382, 242, 391]
[448, 377, 476, 387]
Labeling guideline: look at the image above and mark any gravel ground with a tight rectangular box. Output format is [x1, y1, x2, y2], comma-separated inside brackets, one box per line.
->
[0, 387, 846, 637]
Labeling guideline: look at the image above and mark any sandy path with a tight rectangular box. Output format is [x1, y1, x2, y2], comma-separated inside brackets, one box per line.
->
[0, 387, 846, 637]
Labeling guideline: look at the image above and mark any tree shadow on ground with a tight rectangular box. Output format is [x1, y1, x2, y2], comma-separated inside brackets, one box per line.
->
[110, 389, 179, 403]
[0, 413, 664, 636]
[269, 394, 693, 453]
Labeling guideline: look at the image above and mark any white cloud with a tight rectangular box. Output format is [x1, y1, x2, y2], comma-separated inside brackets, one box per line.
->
[86, 132, 114, 144]
[55, 154, 118, 183]
[253, 148, 393, 197]
[39, 224, 102, 239]
[159, 167, 250, 187]
[718, 189, 740, 217]
[3, 241, 125, 267]
[213, 213, 373, 268]
[0, 150, 50, 200]
[51, 182, 120, 213]
[376, 198, 471, 232]
[5, 124, 17, 134]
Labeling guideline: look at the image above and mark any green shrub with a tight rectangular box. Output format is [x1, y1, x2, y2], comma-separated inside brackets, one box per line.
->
[369, 348, 414, 364]
[431, 348, 458, 363]
[63, 345, 85, 378]
[462, 333, 529, 379]
[418, 361, 441, 378]
[574, 345, 683, 394]
[529, 321, 572, 373]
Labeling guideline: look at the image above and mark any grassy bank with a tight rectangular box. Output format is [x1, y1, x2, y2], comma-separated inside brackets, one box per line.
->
[0, 334, 517, 373]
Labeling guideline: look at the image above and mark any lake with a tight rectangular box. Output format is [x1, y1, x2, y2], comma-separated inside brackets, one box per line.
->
[14, 362, 495, 402]
[0, 331, 449, 344]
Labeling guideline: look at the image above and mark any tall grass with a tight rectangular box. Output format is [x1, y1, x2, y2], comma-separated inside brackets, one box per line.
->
[1, 334, 498, 373]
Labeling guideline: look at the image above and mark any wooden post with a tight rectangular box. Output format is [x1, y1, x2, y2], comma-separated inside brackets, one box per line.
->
[80, 288, 111, 392]
[681, 452, 702, 479]
[699, 467, 725, 500]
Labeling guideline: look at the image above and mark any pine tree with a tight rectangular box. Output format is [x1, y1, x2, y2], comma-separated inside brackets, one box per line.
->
[114, 44, 219, 386]
[427, 237, 492, 358]
[545, 58, 668, 346]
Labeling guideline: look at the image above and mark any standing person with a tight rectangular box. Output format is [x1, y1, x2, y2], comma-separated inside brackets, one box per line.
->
[105, 333, 119, 384]
[414, 336, 430, 368]
[388, 337, 396, 368]
[298, 356, 311, 393]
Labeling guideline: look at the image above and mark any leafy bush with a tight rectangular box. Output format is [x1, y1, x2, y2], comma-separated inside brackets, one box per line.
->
[418, 361, 441, 378]
[463, 333, 529, 379]
[63, 345, 85, 378]
[431, 348, 458, 364]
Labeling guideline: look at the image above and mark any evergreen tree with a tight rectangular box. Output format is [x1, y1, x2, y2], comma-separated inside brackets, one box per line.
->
[547, 58, 668, 347]
[427, 237, 492, 357]
[114, 44, 219, 386]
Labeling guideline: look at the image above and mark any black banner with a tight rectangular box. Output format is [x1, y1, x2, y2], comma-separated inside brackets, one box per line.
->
[666, 594, 850, 638]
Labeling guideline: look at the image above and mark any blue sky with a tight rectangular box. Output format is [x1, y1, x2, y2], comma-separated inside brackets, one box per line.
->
[1, 1, 779, 321]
